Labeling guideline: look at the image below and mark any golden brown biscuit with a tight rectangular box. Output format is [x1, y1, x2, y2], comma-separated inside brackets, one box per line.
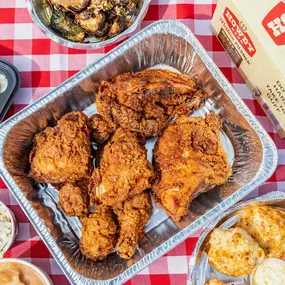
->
[236, 206, 285, 259]
[207, 227, 265, 277]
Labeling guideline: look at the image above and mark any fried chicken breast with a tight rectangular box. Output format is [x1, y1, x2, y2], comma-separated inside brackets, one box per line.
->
[236, 206, 285, 260]
[58, 183, 88, 217]
[96, 69, 205, 138]
[29, 111, 91, 184]
[88, 114, 116, 144]
[89, 128, 155, 207]
[80, 205, 118, 260]
[153, 113, 232, 222]
[114, 191, 152, 259]
[207, 228, 265, 277]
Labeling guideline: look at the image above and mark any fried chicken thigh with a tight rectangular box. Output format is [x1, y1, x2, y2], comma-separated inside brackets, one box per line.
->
[153, 113, 232, 222]
[58, 183, 88, 217]
[96, 69, 205, 138]
[80, 205, 118, 260]
[114, 191, 152, 259]
[29, 111, 91, 184]
[89, 128, 155, 208]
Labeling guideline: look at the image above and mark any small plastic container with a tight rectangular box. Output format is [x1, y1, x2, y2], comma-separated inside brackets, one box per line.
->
[0, 258, 53, 285]
[0, 59, 21, 123]
[0, 201, 18, 257]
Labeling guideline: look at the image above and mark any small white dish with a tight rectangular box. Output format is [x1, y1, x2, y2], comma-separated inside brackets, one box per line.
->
[0, 201, 18, 257]
[0, 258, 53, 285]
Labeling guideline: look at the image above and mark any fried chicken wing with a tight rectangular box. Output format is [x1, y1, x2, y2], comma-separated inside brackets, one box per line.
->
[153, 113, 232, 222]
[96, 69, 205, 138]
[89, 128, 155, 207]
[29, 111, 91, 184]
[114, 191, 152, 259]
[58, 183, 88, 217]
[236, 206, 285, 260]
[88, 114, 116, 144]
[80, 205, 118, 260]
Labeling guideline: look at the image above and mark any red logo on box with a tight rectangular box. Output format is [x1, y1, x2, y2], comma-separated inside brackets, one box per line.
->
[224, 7, 256, 57]
[262, 2, 285, 46]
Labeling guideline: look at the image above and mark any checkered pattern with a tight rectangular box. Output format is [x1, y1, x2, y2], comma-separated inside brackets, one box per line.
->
[0, 0, 284, 284]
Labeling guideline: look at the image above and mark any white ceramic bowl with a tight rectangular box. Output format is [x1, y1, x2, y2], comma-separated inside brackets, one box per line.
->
[0, 201, 18, 257]
[0, 258, 53, 285]
[249, 258, 285, 285]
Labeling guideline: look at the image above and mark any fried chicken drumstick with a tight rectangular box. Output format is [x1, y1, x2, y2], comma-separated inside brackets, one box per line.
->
[89, 128, 155, 208]
[114, 191, 152, 259]
[80, 205, 118, 261]
[96, 69, 205, 138]
[153, 113, 232, 222]
[29, 111, 91, 184]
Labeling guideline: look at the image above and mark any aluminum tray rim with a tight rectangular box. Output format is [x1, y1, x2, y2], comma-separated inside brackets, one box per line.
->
[187, 191, 285, 285]
[26, 0, 151, 50]
[0, 20, 279, 284]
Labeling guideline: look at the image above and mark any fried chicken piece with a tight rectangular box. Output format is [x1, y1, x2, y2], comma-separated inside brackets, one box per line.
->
[236, 206, 285, 260]
[89, 128, 155, 207]
[207, 228, 265, 277]
[114, 191, 152, 259]
[205, 279, 226, 285]
[96, 69, 205, 138]
[80, 205, 118, 260]
[58, 183, 88, 217]
[29, 111, 91, 184]
[88, 114, 116, 144]
[153, 113, 232, 222]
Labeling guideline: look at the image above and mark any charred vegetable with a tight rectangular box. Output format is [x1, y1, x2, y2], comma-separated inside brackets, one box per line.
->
[108, 16, 127, 38]
[75, 10, 108, 37]
[51, 10, 85, 42]
[49, 0, 89, 12]
[89, 0, 114, 11]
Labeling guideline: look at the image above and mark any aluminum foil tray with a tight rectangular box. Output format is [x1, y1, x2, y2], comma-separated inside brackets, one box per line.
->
[0, 20, 278, 284]
[26, 0, 150, 49]
[188, 191, 285, 285]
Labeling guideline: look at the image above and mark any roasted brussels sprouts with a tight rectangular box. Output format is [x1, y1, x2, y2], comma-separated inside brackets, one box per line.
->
[108, 16, 127, 38]
[89, 0, 114, 11]
[51, 10, 85, 42]
[50, 0, 89, 12]
[75, 10, 108, 37]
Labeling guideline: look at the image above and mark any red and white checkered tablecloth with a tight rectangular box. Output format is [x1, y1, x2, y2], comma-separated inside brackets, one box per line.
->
[0, 0, 284, 284]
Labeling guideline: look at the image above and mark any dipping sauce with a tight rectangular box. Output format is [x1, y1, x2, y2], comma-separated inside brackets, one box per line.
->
[252, 258, 285, 285]
[0, 262, 47, 285]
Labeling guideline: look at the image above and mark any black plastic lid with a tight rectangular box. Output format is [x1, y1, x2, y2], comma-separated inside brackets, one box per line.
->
[0, 59, 21, 123]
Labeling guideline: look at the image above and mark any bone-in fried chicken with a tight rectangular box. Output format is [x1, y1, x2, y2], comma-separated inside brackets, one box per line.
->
[58, 183, 88, 217]
[153, 113, 232, 222]
[114, 191, 152, 259]
[29, 111, 91, 184]
[88, 114, 116, 144]
[96, 69, 205, 138]
[80, 205, 118, 260]
[89, 128, 155, 207]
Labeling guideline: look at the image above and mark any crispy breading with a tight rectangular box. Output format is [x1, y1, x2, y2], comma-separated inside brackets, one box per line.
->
[114, 191, 152, 259]
[89, 128, 155, 207]
[207, 228, 265, 277]
[29, 111, 91, 184]
[80, 205, 118, 260]
[58, 183, 88, 217]
[236, 206, 285, 260]
[88, 114, 116, 144]
[96, 69, 205, 138]
[153, 113, 232, 222]
[205, 279, 226, 285]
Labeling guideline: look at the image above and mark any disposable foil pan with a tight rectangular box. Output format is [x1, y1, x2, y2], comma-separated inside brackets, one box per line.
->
[26, 0, 150, 49]
[0, 20, 278, 284]
[188, 191, 285, 285]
